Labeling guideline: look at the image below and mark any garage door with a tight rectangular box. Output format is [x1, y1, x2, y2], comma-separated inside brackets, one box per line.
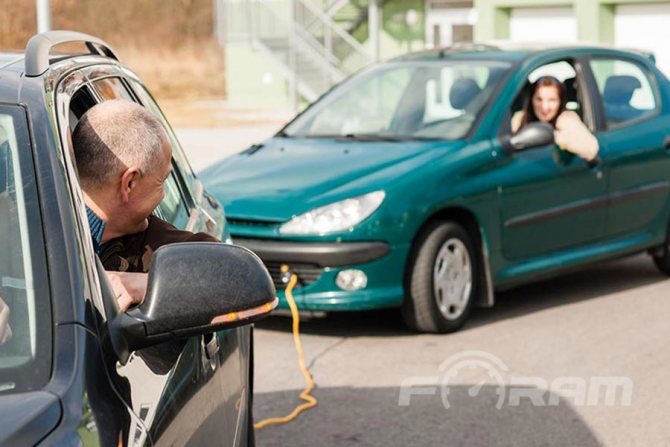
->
[615, 3, 670, 77]
[509, 7, 578, 43]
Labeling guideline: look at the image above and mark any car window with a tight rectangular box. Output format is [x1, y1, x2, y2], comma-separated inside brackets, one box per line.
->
[153, 171, 190, 228]
[67, 79, 193, 229]
[283, 60, 512, 140]
[91, 77, 136, 102]
[69, 86, 98, 130]
[527, 61, 583, 114]
[589, 58, 658, 128]
[423, 64, 494, 124]
[0, 106, 51, 395]
[511, 60, 584, 118]
[307, 66, 413, 135]
[528, 61, 577, 83]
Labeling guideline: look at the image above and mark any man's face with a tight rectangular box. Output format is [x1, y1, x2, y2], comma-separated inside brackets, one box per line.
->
[123, 138, 172, 234]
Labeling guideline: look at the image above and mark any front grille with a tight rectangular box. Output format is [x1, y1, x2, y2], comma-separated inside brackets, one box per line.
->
[264, 261, 324, 290]
[227, 217, 280, 227]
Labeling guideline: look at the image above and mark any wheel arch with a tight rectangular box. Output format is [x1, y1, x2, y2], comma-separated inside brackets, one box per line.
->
[406, 206, 495, 308]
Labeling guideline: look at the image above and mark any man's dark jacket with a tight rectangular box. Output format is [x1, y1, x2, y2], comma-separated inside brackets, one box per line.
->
[99, 215, 218, 272]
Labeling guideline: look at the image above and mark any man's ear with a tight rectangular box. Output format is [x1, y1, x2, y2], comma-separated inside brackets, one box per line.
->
[119, 167, 141, 203]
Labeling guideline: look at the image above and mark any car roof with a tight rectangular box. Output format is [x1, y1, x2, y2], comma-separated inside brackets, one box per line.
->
[0, 52, 26, 73]
[0, 44, 121, 104]
[390, 41, 655, 64]
[0, 51, 25, 75]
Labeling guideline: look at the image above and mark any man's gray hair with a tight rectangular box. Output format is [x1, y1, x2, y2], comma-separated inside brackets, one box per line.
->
[72, 99, 169, 189]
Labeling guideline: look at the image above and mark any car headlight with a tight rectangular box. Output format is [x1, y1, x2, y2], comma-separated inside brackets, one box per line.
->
[279, 191, 385, 235]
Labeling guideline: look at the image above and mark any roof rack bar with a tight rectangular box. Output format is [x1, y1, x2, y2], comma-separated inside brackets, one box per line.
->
[25, 30, 119, 77]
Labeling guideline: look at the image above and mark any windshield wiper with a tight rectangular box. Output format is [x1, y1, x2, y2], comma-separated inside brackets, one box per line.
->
[291, 133, 446, 142]
[391, 135, 447, 141]
[337, 134, 408, 142]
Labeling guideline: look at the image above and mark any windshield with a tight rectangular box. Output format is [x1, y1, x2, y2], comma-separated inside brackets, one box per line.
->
[283, 60, 511, 140]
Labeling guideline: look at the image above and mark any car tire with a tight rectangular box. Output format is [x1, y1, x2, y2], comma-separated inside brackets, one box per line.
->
[652, 233, 670, 276]
[402, 221, 478, 333]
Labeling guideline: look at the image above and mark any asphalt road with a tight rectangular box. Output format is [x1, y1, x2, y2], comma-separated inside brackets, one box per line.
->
[252, 254, 670, 447]
[177, 127, 669, 446]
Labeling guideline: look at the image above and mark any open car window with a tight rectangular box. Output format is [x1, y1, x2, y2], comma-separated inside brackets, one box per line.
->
[66, 78, 192, 229]
[528, 61, 583, 115]
[505, 59, 593, 134]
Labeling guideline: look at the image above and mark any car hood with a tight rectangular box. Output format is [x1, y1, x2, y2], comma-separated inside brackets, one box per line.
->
[200, 137, 465, 222]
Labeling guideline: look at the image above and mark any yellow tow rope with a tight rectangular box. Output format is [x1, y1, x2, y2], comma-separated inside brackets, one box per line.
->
[253, 273, 318, 429]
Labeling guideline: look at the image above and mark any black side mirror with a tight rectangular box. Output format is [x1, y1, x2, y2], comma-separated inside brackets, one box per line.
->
[109, 243, 276, 363]
[501, 122, 555, 152]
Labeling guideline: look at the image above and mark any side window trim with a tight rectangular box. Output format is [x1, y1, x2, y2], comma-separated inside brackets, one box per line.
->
[571, 58, 598, 133]
[588, 55, 662, 132]
[54, 69, 116, 322]
[578, 56, 607, 132]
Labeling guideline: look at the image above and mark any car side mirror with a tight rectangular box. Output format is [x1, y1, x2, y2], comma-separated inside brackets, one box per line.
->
[501, 122, 555, 152]
[109, 243, 277, 363]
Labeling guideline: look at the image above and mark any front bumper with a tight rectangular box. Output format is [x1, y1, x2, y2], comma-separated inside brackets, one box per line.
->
[233, 238, 408, 311]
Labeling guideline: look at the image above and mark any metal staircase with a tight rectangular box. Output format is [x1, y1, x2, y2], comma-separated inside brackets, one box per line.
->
[219, 0, 372, 103]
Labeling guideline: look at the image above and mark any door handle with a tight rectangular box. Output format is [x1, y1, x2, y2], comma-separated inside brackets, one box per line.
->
[587, 156, 602, 169]
[204, 333, 220, 360]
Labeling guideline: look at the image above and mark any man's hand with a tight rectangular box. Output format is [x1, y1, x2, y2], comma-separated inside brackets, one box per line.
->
[106, 271, 148, 312]
[0, 297, 12, 345]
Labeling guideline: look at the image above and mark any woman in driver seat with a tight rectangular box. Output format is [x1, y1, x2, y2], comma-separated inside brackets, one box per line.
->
[511, 75, 599, 161]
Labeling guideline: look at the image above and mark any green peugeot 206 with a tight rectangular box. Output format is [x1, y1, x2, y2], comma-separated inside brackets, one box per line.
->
[201, 43, 670, 333]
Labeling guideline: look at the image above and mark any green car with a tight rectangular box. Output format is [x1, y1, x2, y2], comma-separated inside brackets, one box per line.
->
[202, 44, 670, 333]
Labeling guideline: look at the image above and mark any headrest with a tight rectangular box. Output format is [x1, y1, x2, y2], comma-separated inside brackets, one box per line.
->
[604, 75, 641, 105]
[450, 78, 481, 110]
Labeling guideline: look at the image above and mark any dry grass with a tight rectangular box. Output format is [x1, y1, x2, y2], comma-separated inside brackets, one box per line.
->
[118, 40, 226, 100]
[0, 0, 226, 101]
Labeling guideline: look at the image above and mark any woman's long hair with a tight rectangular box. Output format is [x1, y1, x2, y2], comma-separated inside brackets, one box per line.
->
[521, 76, 567, 128]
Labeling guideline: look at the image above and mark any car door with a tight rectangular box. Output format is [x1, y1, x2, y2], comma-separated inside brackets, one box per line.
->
[497, 59, 608, 261]
[55, 66, 249, 446]
[0, 104, 60, 445]
[125, 78, 249, 446]
[586, 56, 670, 239]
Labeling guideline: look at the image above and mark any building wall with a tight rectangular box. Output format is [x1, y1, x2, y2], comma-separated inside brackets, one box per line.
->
[425, 7, 477, 47]
[474, 0, 670, 76]
[225, 42, 293, 109]
[225, 0, 426, 109]
[474, 0, 669, 43]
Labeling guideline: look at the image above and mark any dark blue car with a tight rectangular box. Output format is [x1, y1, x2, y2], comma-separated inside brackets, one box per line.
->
[0, 31, 275, 446]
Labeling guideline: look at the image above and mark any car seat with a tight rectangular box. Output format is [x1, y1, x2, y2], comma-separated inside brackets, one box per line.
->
[563, 77, 583, 117]
[450, 78, 482, 110]
[603, 75, 643, 124]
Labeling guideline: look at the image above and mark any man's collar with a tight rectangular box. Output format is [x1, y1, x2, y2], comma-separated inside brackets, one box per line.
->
[86, 207, 106, 253]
